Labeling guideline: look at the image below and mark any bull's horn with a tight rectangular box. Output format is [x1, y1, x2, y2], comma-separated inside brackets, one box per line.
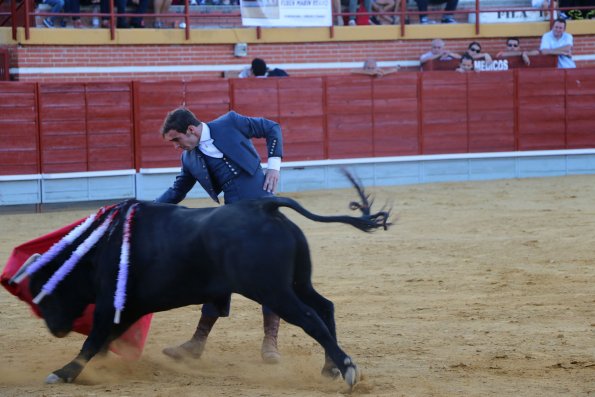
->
[8, 253, 41, 285]
[32, 290, 47, 305]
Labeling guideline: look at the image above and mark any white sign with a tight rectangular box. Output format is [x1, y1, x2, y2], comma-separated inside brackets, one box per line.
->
[240, 0, 332, 27]
[474, 59, 509, 72]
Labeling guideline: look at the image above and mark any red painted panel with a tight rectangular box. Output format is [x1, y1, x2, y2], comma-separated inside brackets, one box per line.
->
[517, 69, 565, 96]
[42, 134, 86, 149]
[0, 83, 39, 175]
[0, 82, 36, 94]
[372, 75, 420, 156]
[140, 146, 181, 169]
[42, 148, 86, 165]
[87, 120, 132, 134]
[0, 107, 38, 121]
[88, 147, 133, 170]
[278, 77, 324, 117]
[326, 77, 372, 115]
[326, 113, 374, 158]
[40, 121, 86, 136]
[0, 93, 36, 108]
[279, 115, 325, 161]
[566, 69, 595, 95]
[421, 72, 468, 154]
[232, 79, 279, 118]
[87, 133, 133, 148]
[517, 70, 566, 151]
[467, 73, 515, 152]
[0, 121, 37, 135]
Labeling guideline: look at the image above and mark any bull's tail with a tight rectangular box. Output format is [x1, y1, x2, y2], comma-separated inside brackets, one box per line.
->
[265, 170, 391, 232]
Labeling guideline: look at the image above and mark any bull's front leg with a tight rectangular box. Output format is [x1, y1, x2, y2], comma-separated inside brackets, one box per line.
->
[45, 353, 91, 384]
[45, 311, 115, 384]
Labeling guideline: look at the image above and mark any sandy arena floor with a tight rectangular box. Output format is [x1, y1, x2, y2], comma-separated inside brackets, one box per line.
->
[0, 175, 594, 397]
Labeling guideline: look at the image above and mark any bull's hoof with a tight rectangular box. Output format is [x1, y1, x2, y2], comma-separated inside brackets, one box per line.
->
[162, 339, 205, 361]
[45, 373, 66, 384]
[343, 357, 361, 388]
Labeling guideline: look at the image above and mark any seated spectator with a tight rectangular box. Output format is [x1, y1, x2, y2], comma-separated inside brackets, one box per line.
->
[371, 0, 400, 25]
[333, 0, 345, 25]
[496, 37, 540, 66]
[456, 54, 475, 73]
[465, 41, 493, 64]
[419, 38, 461, 64]
[64, 0, 83, 28]
[41, 0, 65, 28]
[415, 0, 458, 24]
[540, 17, 576, 68]
[531, 0, 557, 18]
[239, 58, 289, 78]
[348, 0, 372, 25]
[100, 0, 149, 28]
[350, 58, 400, 77]
[153, 0, 172, 28]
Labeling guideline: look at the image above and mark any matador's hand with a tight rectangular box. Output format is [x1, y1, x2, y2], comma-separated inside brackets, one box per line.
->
[263, 169, 280, 194]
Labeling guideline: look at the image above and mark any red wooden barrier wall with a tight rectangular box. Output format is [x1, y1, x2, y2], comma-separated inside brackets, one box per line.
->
[36, 83, 134, 173]
[0, 83, 38, 174]
[1, 69, 595, 177]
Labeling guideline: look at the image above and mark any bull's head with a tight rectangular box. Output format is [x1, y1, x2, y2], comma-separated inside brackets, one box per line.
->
[27, 251, 96, 338]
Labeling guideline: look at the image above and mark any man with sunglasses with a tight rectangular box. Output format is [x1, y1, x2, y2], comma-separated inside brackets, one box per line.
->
[465, 41, 493, 64]
[496, 37, 540, 66]
[539, 18, 576, 68]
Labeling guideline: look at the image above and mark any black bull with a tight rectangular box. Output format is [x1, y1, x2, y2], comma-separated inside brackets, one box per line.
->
[11, 176, 389, 388]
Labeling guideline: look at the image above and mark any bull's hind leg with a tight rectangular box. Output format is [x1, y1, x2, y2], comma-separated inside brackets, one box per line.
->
[264, 292, 360, 388]
[293, 284, 341, 379]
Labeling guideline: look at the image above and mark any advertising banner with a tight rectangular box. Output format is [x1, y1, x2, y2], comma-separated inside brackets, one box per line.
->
[240, 0, 332, 27]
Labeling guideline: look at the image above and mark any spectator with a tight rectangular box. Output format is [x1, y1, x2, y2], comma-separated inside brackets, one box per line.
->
[465, 41, 493, 64]
[496, 37, 540, 66]
[540, 17, 576, 68]
[419, 38, 461, 64]
[100, 0, 149, 28]
[456, 53, 475, 73]
[333, 0, 345, 25]
[415, 0, 458, 24]
[532, 0, 557, 19]
[42, 0, 65, 28]
[348, 0, 372, 25]
[239, 58, 289, 78]
[351, 58, 400, 76]
[153, 0, 172, 28]
[371, 0, 400, 25]
[63, 0, 83, 28]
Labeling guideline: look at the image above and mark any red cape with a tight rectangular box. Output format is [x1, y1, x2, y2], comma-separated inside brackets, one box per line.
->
[0, 218, 152, 360]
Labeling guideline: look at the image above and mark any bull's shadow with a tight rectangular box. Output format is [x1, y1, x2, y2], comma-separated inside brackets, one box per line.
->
[10, 170, 390, 390]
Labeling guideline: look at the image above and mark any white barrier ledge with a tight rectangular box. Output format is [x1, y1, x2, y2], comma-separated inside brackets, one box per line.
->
[41, 169, 137, 180]
[0, 174, 41, 182]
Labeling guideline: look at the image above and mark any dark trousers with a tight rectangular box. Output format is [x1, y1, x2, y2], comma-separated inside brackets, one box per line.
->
[64, 0, 80, 20]
[100, 0, 148, 27]
[416, 0, 459, 19]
